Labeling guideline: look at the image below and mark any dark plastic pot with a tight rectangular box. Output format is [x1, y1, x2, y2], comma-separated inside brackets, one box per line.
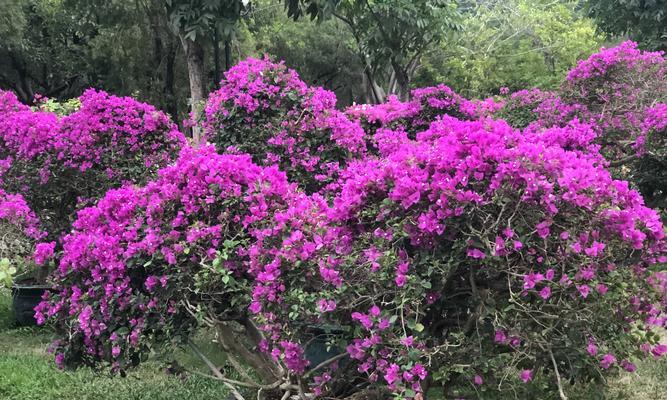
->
[11, 283, 51, 326]
[304, 325, 345, 368]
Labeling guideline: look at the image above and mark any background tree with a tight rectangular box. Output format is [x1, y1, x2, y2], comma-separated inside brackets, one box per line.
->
[333, 0, 462, 103]
[414, 0, 602, 97]
[0, 0, 189, 118]
[586, 0, 667, 51]
[0, 0, 91, 103]
[0, 0, 611, 110]
[249, 0, 363, 104]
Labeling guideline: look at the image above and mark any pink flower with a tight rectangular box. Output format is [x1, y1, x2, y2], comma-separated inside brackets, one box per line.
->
[523, 272, 545, 290]
[55, 353, 65, 368]
[536, 221, 551, 238]
[600, 353, 616, 369]
[317, 299, 336, 312]
[494, 330, 507, 344]
[395, 274, 407, 287]
[378, 318, 391, 330]
[621, 360, 637, 372]
[587, 341, 598, 356]
[577, 284, 590, 298]
[351, 312, 373, 330]
[584, 241, 605, 257]
[249, 301, 262, 314]
[467, 248, 486, 259]
[384, 363, 400, 385]
[520, 369, 533, 383]
[369, 305, 381, 317]
[411, 363, 428, 380]
[539, 286, 552, 300]
[651, 344, 667, 357]
[145, 276, 159, 292]
[597, 283, 608, 295]
[34, 242, 56, 266]
[545, 269, 555, 280]
[474, 374, 483, 385]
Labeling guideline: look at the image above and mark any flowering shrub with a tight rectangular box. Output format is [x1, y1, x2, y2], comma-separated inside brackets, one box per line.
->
[37, 146, 295, 379]
[247, 116, 666, 398]
[203, 57, 366, 192]
[0, 89, 185, 241]
[42, 121, 667, 399]
[38, 45, 667, 400]
[561, 42, 666, 165]
[346, 85, 500, 141]
[496, 88, 574, 129]
[562, 41, 666, 114]
[498, 42, 667, 209]
[0, 189, 47, 283]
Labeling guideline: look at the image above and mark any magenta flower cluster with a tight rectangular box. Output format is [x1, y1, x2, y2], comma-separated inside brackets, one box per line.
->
[34, 42, 667, 399]
[36, 145, 296, 371]
[203, 57, 367, 191]
[0, 88, 185, 249]
[0, 189, 45, 241]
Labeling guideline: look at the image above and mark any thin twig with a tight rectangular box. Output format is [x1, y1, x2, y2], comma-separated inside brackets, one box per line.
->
[549, 348, 568, 400]
[189, 340, 224, 379]
[304, 353, 348, 378]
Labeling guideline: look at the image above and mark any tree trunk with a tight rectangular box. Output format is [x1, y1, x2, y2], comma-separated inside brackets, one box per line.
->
[214, 27, 221, 86]
[215, 320, 284, 383]
[179, 35, 206, 145]
[10, 53, 33, 104]
[224, 39, 231, 72]
[164, 40, 178, 121]
[362, 65, 386, 104]
[390, 58, 410, 102]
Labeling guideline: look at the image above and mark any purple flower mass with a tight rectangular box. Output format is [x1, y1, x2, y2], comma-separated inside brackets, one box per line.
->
[4, 43, 664, 399]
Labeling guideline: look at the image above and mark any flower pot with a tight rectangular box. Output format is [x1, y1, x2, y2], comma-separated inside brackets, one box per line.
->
[11, 283, 50, 326]
[304, 324, 345, 369]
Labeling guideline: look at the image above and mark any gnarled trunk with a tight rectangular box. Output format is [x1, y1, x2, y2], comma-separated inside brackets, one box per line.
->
[180, 35, 206, 145]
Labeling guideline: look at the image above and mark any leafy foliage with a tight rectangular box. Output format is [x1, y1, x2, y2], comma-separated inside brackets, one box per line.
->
[415, 0, 602, 97]
[0, 88, 185, 283]
[336, 0, 462, 101]
[38, 43, 667, 400]
[586, 0, 667, 51]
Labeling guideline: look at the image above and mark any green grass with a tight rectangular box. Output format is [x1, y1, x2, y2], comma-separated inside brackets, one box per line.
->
[1, 289, 666, 399]
[0, 289, 231, 400]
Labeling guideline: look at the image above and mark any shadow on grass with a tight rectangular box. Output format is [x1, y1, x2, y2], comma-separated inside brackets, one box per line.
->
[0, 288, 234, 400]
[1, 289, 665, 400]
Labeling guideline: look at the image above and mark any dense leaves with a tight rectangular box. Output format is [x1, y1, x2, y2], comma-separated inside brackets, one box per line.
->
[203, 57, 366, 191]
[34, 43, 667, 400]
[0, 89, 185, 280]
[586, 0, 667, 51]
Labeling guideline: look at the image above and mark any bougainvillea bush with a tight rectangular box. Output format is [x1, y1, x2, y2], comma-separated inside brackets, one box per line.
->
[35, 146, 298, 378]
[247, 116, 666, 398]
[0, 189, 47, 283]
[0, 89, 185, 243]
[499, 41, 667, 209]
[203, 57, 367, 192]
[37, 42, 666, 400]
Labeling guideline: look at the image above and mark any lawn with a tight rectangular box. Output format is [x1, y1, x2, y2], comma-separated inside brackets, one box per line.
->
[1, 288, 666, 400]
[0, 289, 232, 400]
